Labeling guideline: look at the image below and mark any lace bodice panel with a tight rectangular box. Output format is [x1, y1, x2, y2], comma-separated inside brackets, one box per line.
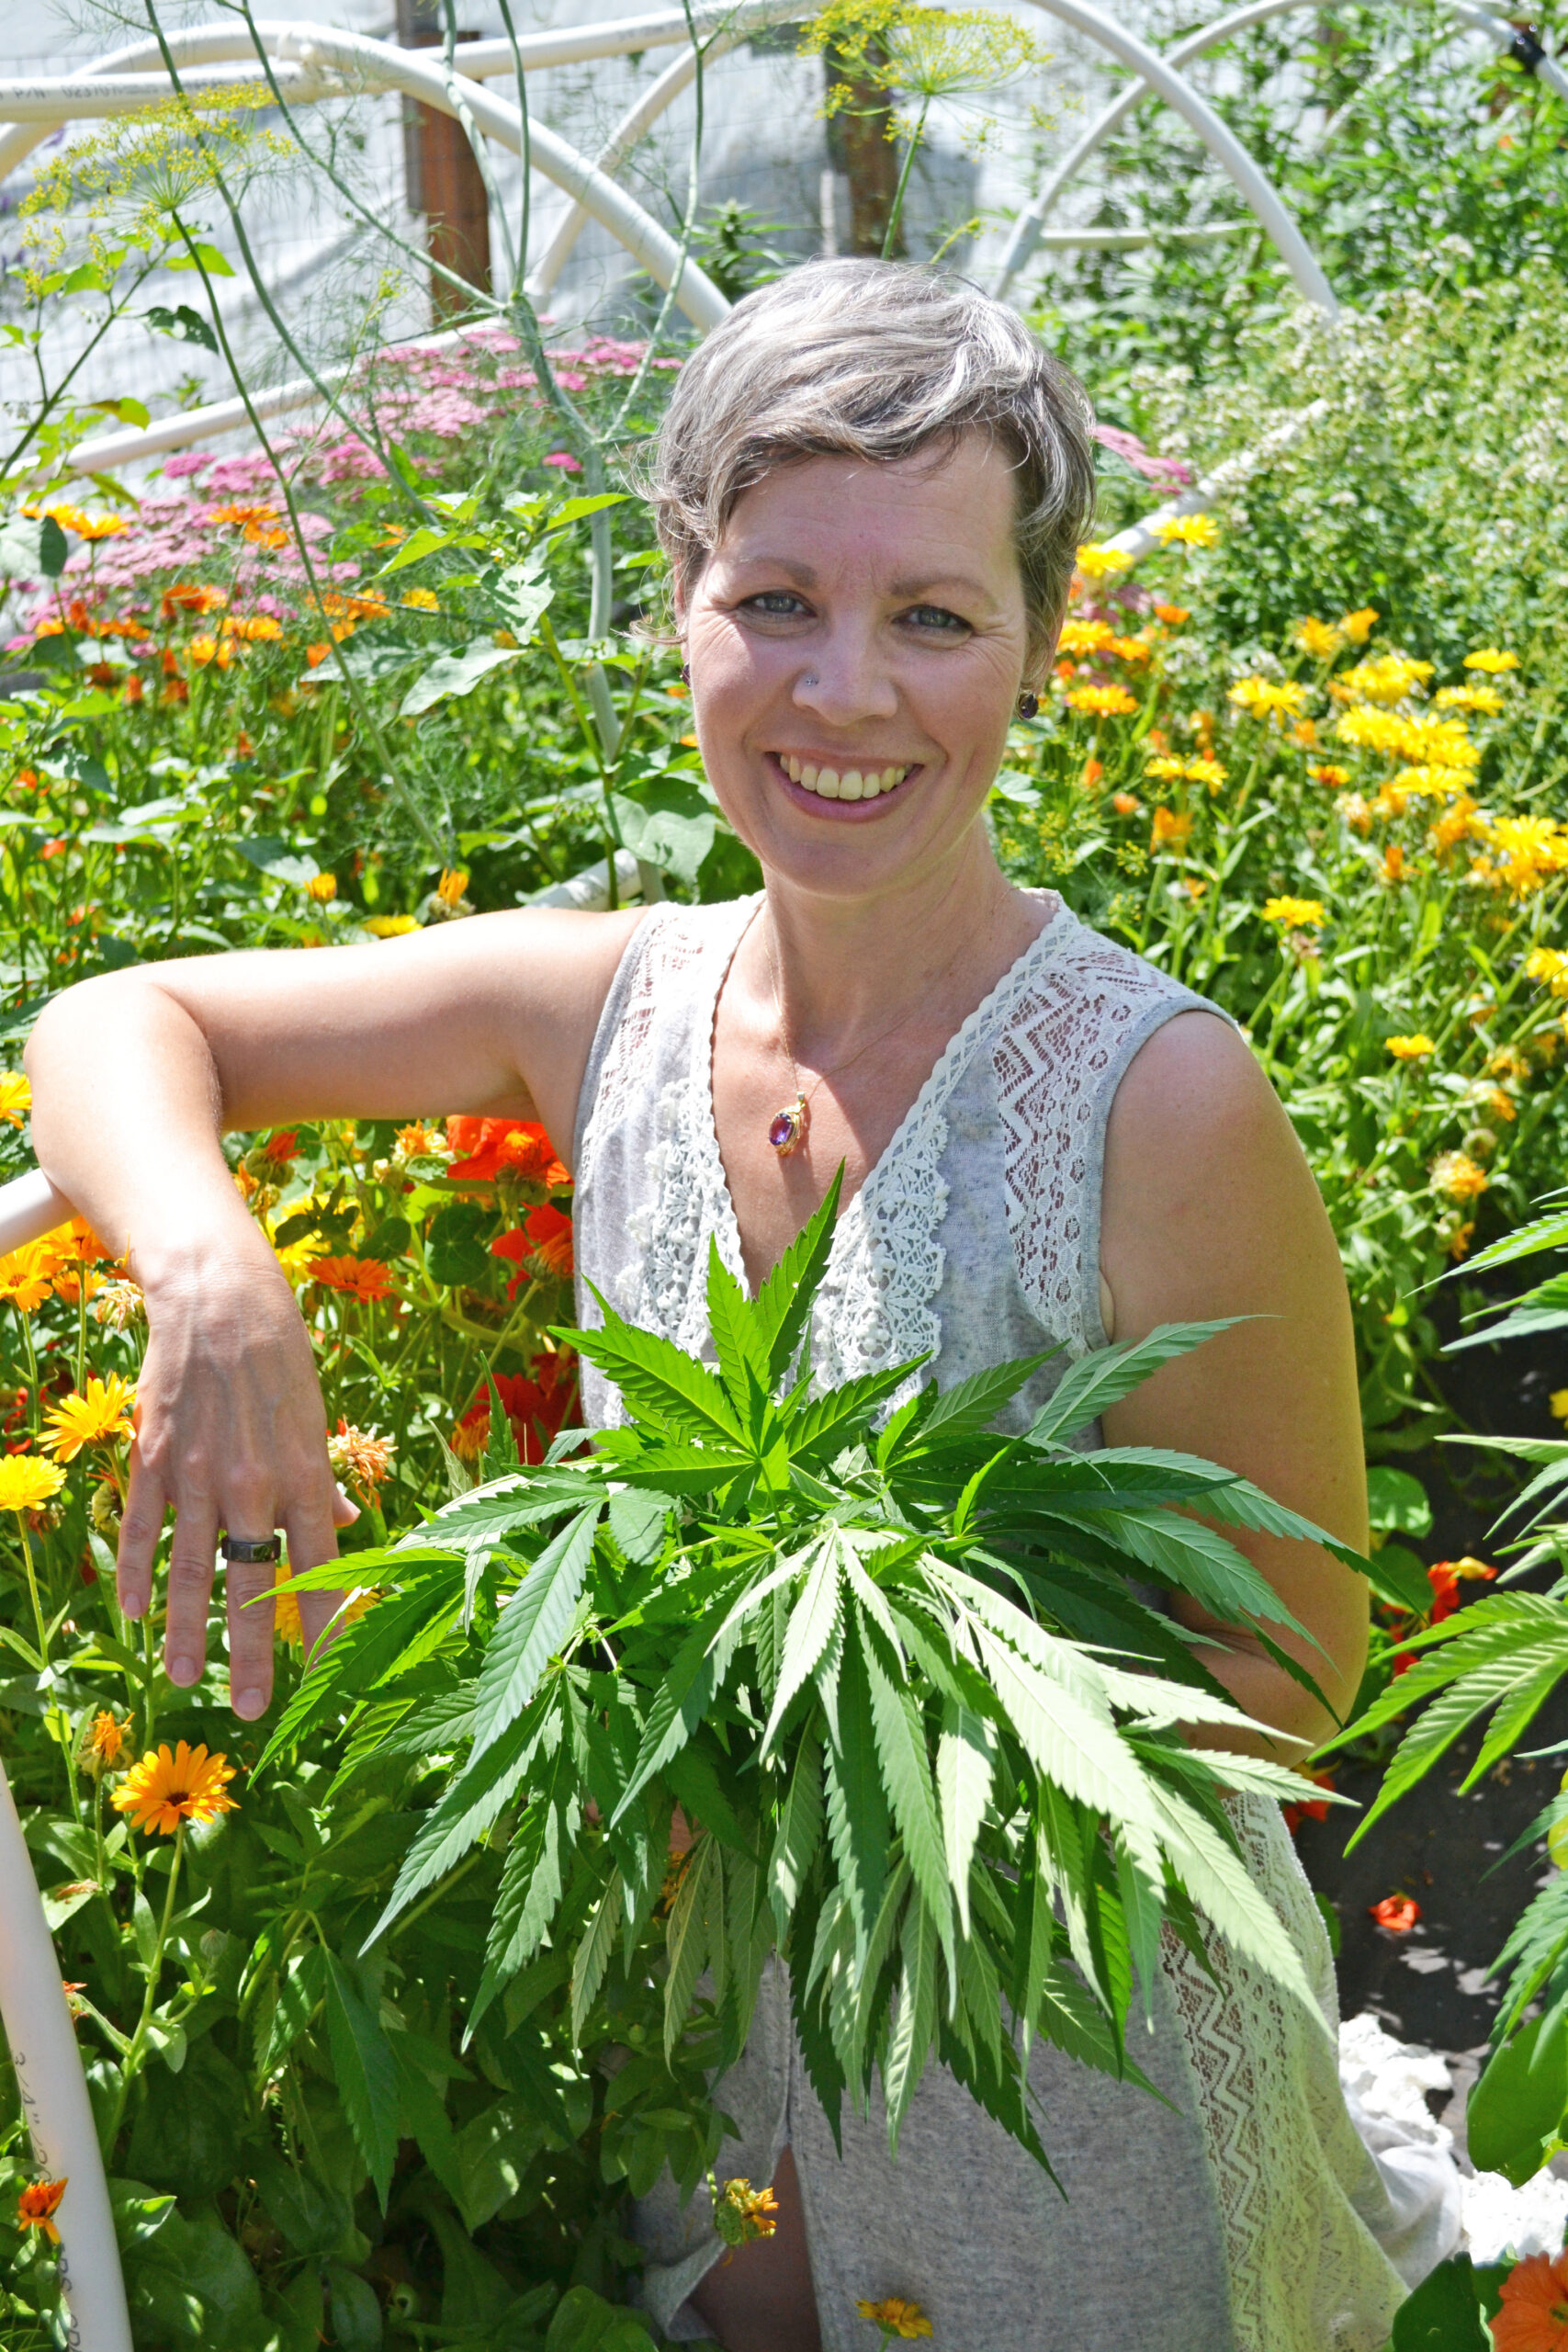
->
[571, 891, 1219, 1429]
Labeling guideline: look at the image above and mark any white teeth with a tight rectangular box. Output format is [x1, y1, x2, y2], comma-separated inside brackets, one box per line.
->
[840, 769, 863, 799]
[882, 766, 899, 791]
[785, 755, 801, 781]
[782, 759, 910, 798]
[817, 769, 841, 797]
[801, 763, 818, 788]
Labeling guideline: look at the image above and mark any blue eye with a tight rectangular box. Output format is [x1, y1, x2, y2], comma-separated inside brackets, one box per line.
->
[748, 592, 807, 616]
[905, 605, 968, 634]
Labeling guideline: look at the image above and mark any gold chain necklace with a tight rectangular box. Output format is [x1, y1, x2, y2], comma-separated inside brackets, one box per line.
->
[762, 922, 962, 1158]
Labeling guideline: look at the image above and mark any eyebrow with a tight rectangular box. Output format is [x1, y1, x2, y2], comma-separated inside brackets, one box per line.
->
[723, 550, 1002, 611]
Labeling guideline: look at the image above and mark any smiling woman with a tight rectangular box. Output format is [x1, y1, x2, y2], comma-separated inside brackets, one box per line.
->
[23, 260, 1452, 2352]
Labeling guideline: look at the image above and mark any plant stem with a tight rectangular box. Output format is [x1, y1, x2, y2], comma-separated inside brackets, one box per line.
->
[106, 1820, 185, 2149]
[881, 97, 930, 260]
[14, 1508, 48, 1667]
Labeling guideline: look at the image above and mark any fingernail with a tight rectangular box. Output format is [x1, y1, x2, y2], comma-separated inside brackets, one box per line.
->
[168, 1651, 198, 1685]
[120, 1595, 144, 1619]
[234, 1687, 265, 1720]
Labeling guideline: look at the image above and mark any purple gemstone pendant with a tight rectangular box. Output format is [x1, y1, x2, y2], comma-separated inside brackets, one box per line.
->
[769, 1093, 807, 1156]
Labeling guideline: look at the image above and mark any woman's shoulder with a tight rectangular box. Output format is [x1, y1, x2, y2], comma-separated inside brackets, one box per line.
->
[992, 896, 1230, 1084]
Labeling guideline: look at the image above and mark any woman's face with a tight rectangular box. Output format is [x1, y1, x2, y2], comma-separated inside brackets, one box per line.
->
[680, 435, 1037, 901]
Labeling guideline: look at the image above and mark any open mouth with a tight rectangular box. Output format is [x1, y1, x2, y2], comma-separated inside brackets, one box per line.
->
[776, 753, 913, 803]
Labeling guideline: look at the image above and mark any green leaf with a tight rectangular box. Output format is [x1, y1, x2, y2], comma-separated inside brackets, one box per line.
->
[905, 1352, 1059, 1451]
[1466, 2006, 1568, 2185]
[468, 1768, 581, 2038]
[767, 1726, 824, 1939]
[663, 1833, 720, 2060]
[165, 240, 235, 276]
[862, 1623, 953, 1962]
[323, 1952, 400, 2209]
[705, 1235, 771, 1420]
[761, 1534, 842, 1754]
[570, 1869, 624, 2042]
[1366, 1466, 1432, 1541]
[141, 303, 219, 352]
[1453, 1206, 1568, 1279]
[1026, 1319, 1242, 1446]
[399, 639, 525, 719]
[367, 1696, 551, 1943]
[470, 1506, 602, 1761]
[752, 1166, 845, 1385]
[936, 1700, 996, 1939]
[572, 1295, 746, 1444]
[821, 1623, 890, 1954]
[883, 1891, 940, 2151]
[1389, 2255, 1490, 2352]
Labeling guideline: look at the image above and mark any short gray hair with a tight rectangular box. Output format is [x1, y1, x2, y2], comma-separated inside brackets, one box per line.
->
[649, 258, 1097, 653]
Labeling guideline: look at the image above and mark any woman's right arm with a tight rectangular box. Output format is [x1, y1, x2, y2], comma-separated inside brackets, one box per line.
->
[24, 908, 640, 1721]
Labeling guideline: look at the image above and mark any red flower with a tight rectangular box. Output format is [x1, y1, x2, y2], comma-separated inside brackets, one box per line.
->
[1370, 1894, 1420, 1933]
[1282, 1770, 1336, 1835]
[1426, 1556, 1497, 1623]
[446, 1116, 569, 1187]
[1494, 2249, 1568, 2352]
[451, 1353, 580, 1466]
[260, 1128, 299, 1168]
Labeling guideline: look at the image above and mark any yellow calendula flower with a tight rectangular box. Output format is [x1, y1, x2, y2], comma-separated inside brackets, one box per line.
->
[1482, 815, 1568, 899]
[270, 1561, 377, 1649]
[400, 587, 440, 611]
[1526, 948, 1568, 997]
[305, 872, 337, 904]
[1295, 617, 1344, 661]
[1435, 684, 1505, 715]
[0, 1453, 66, 1513]
[0, 1239, 59, 1314]
[1150, 807, 1193, 851]
[1392, 765, 1472, 801]
[1310, 764, 1351, 788]
[1065, 684, 1138, 718]
[365, 913, 419, 938]
[1463, 648, 1519, 673]
[1074, 542, 1133, 581]
[1057, 618, 1116, 655]
[1337, 654, 1434, 706]
[112, 1742, 238, 1836]
[1431, 1150, 1489, 1204]
[1386, 1035, 1435, 1061]
[0, 1071, 30, 1128]
[855, 2299, 933, 2341]
[1262, 896, 1325, 929]
[1144, 755, 1185, 781]
[1184, 757, 1227, 791]
[1230, 677, 1308, 721]
[42, 1374, 136, 1463]
[1340, 607, 1380, 644]
[1155, 513, 1219, 548]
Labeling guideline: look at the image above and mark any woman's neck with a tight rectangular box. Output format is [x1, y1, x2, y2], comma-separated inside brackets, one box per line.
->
[746, 831, 1037, 1065]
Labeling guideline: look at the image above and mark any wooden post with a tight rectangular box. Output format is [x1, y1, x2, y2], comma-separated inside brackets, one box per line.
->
[396, 0, 493, 320]
[823, 52, 904, 257]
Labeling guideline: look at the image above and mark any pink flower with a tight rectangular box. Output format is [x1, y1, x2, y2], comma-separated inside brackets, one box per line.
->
[543, 452, 581, 472]
[161, 451, 215, 479]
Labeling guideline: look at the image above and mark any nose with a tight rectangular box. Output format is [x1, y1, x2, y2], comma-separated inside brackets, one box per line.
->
[793, 616, 897, 726]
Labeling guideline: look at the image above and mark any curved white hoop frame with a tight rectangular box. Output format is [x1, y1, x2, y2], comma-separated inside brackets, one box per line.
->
[993, 0, 1568, 298]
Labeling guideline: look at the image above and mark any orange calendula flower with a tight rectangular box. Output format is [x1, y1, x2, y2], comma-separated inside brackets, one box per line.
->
[1065, 684, 1138, 718]
[1111, 791, 1141, 817]
[855, 2299, 933, 2341]
[1381, 844, 1406, 886]
[308, 1254, 394, 1302]
[87, 1711, 126, 1766]
[112, 1742, 237, 1836]
[1369, 1894, 1419, 1933]
[1493, 2248, 1568, 2352]
[436, 867, 469, 909]
[17, 2179, 67, 2242]
[1310, 764, 1351, 788]
[1153, 602, 1189, 625]
[0, 1453, 67, 1513]
[305, 872, 337, 903]
[1149, 807, 1192, 851]
[1432, 1150, 1488, 1204]
[42, 1373, 136, 1462]
[1056, 618, 1116, 656]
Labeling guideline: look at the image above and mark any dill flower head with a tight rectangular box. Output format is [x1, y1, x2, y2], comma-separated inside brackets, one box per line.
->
[1230, 677, 1307, 722]
[1155, 513, 1219, 549]
[1431, 1150, 1489, 1205]
[1074, 542, 1133, 582]
[111, 1741, 237, 1836]
[0, 1453, 67, 1513]
[17, 2179, 67, 2243]
[1261, 897, 1325, 930]
[1295, 617, 1344, 660]
[1463, 647, 1519, 673]
[855, 2299, 933, 2341]
[42, 1373, 136, 1462]
[0, 1070, 30, 1128]
[1065, 684, 1138, 718]
[805, 0, 1049, 112]
[1386, 1035, 1435, 1061]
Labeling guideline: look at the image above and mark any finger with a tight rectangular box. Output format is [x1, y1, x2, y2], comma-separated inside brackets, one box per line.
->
[117, 1436, 168, 1621]
[282, 1494, 343, 1667]
[224, 1552, 278, 1723]
[164, 1493, 221, 1687]
[332, 1480, 360, 1530]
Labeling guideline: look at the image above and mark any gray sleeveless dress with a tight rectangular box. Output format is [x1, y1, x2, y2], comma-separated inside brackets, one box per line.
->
[571, 891, 1433, 2352]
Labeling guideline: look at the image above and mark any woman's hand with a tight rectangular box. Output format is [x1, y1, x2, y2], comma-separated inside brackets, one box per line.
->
[120, 1227, 351, 1719]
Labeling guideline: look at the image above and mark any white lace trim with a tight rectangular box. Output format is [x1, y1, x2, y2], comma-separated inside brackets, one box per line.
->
[1158, 1798, 1409, 2352]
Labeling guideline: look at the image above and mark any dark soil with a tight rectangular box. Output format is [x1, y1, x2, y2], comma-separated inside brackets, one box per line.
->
[1296, 1262, 1568, 2060]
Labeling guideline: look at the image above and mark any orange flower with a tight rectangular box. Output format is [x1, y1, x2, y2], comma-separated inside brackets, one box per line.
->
[1150, 807, 1193, 852]
[1381, 843, 1406, 885]
[1427, 1556, 1497, 1623]
[446, 1117, 569, 1188]
[112, 1742, 237, 1836]
[524, 1204, 573, 1279]
[87, 1711, 126, 1765]
[161, 583, 227, 618]
[1493, 2249, 1568, 2352]
[452, 1356, 580, 1467]
[1369, 1894, 1419, 1933]
[326, 1419, 395, 1493]
[1282, 1769, 1336, 1835]
[1154, 602, 1189, 625]
[1111, 792, 1141, 817]
[259, 1128, 299, 1168]
[308, 1255, 393, 1302]
[1080, 757, 1103, 789]
[17, 2179, 67, 2243]
[270, 1560, 375, 1648]
[1065, 684, 1139, 718]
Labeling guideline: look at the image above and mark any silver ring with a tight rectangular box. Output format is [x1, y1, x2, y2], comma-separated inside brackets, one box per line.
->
[220, 1534, 282, 1566]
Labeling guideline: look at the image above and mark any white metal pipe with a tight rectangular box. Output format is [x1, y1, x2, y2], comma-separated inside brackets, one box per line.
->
[1096, 395, 1328, 562]
[0, 1169, 75, 1256]
[0, 1757, 132, 2351]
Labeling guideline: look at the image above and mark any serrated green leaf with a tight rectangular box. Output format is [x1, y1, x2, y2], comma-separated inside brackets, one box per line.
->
[936, 1701, 996, 1939]
[760, 1534, 842, 1754]
[1027, 1319, 1243, 1447]
[862, 1624, 953, 1964]
[323, 1952, 400, 2209]
[470, 1505, 602, 1761]
[571, 1869, 624, 2042]
[573, 1294, 747, 1444]
[767, 1721, 824, 1939]
[752, 1167, 844, 1385]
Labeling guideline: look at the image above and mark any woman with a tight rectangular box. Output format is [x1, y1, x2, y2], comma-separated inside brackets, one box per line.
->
[27, 261, 1451, 2350]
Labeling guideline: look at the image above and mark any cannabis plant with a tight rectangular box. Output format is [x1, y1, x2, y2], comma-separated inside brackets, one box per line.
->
[271, 1174, 1399, 2181]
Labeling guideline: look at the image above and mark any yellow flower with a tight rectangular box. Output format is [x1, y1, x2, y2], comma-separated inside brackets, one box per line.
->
[1057, 618, 1116, 655]
[0, 1071, 30, 1128]
[326, 1420, 395, 1493]
[1392, 765, 1472, 801]
[1144, 755, 1185, 781]
[1295, 617, 1344, 660]
[1230, 676, 1308, 721]
[1184, 757, 1227, 791]
[400, 587, 440, 611]
[1155, 513, 1219, 548]
[1431, 1150, 1489, 1204]
[1340, 607, 1380, 644]
[42, 1374, 136, 1463]
[1065, 684, 1138, 718]
[1262, 896, 1325, 929]
[0, 1453, 67, 1512]
[1526, 948, 1568, 998]
[1480, 815, 1568, 899]
[87, 1711, 126, 1766]
[112, 1741, 238, 1836]
[1337, 654, 1434, 706]
[1435, 684, 1505, 715]
[1386, 1035, 1435, 1060]
[1150, 807, 1193, 850]
[305, 872, 337, 903]
[855, 2299, 933, 2341]
[0, 1239, 62, 1314]
[1551, 1389, 1568, 1424]
[270, 1561, 376, 1649]
[713, 2176, 780, 2248]
[365, 913, 419, 937]
[1310, 764, 1351, 788]
[436, 866, 469, 909]
[1463, 648, 1519, 673]
[1074, 542, 1133, 581]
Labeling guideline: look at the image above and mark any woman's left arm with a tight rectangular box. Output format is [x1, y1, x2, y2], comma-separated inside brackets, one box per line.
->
[1099, 1010, 1369, 1758]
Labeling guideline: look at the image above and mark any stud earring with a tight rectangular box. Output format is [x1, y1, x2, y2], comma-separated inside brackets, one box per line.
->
[1018, 690, 1040, 719]
[681, 662, 692, 683]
